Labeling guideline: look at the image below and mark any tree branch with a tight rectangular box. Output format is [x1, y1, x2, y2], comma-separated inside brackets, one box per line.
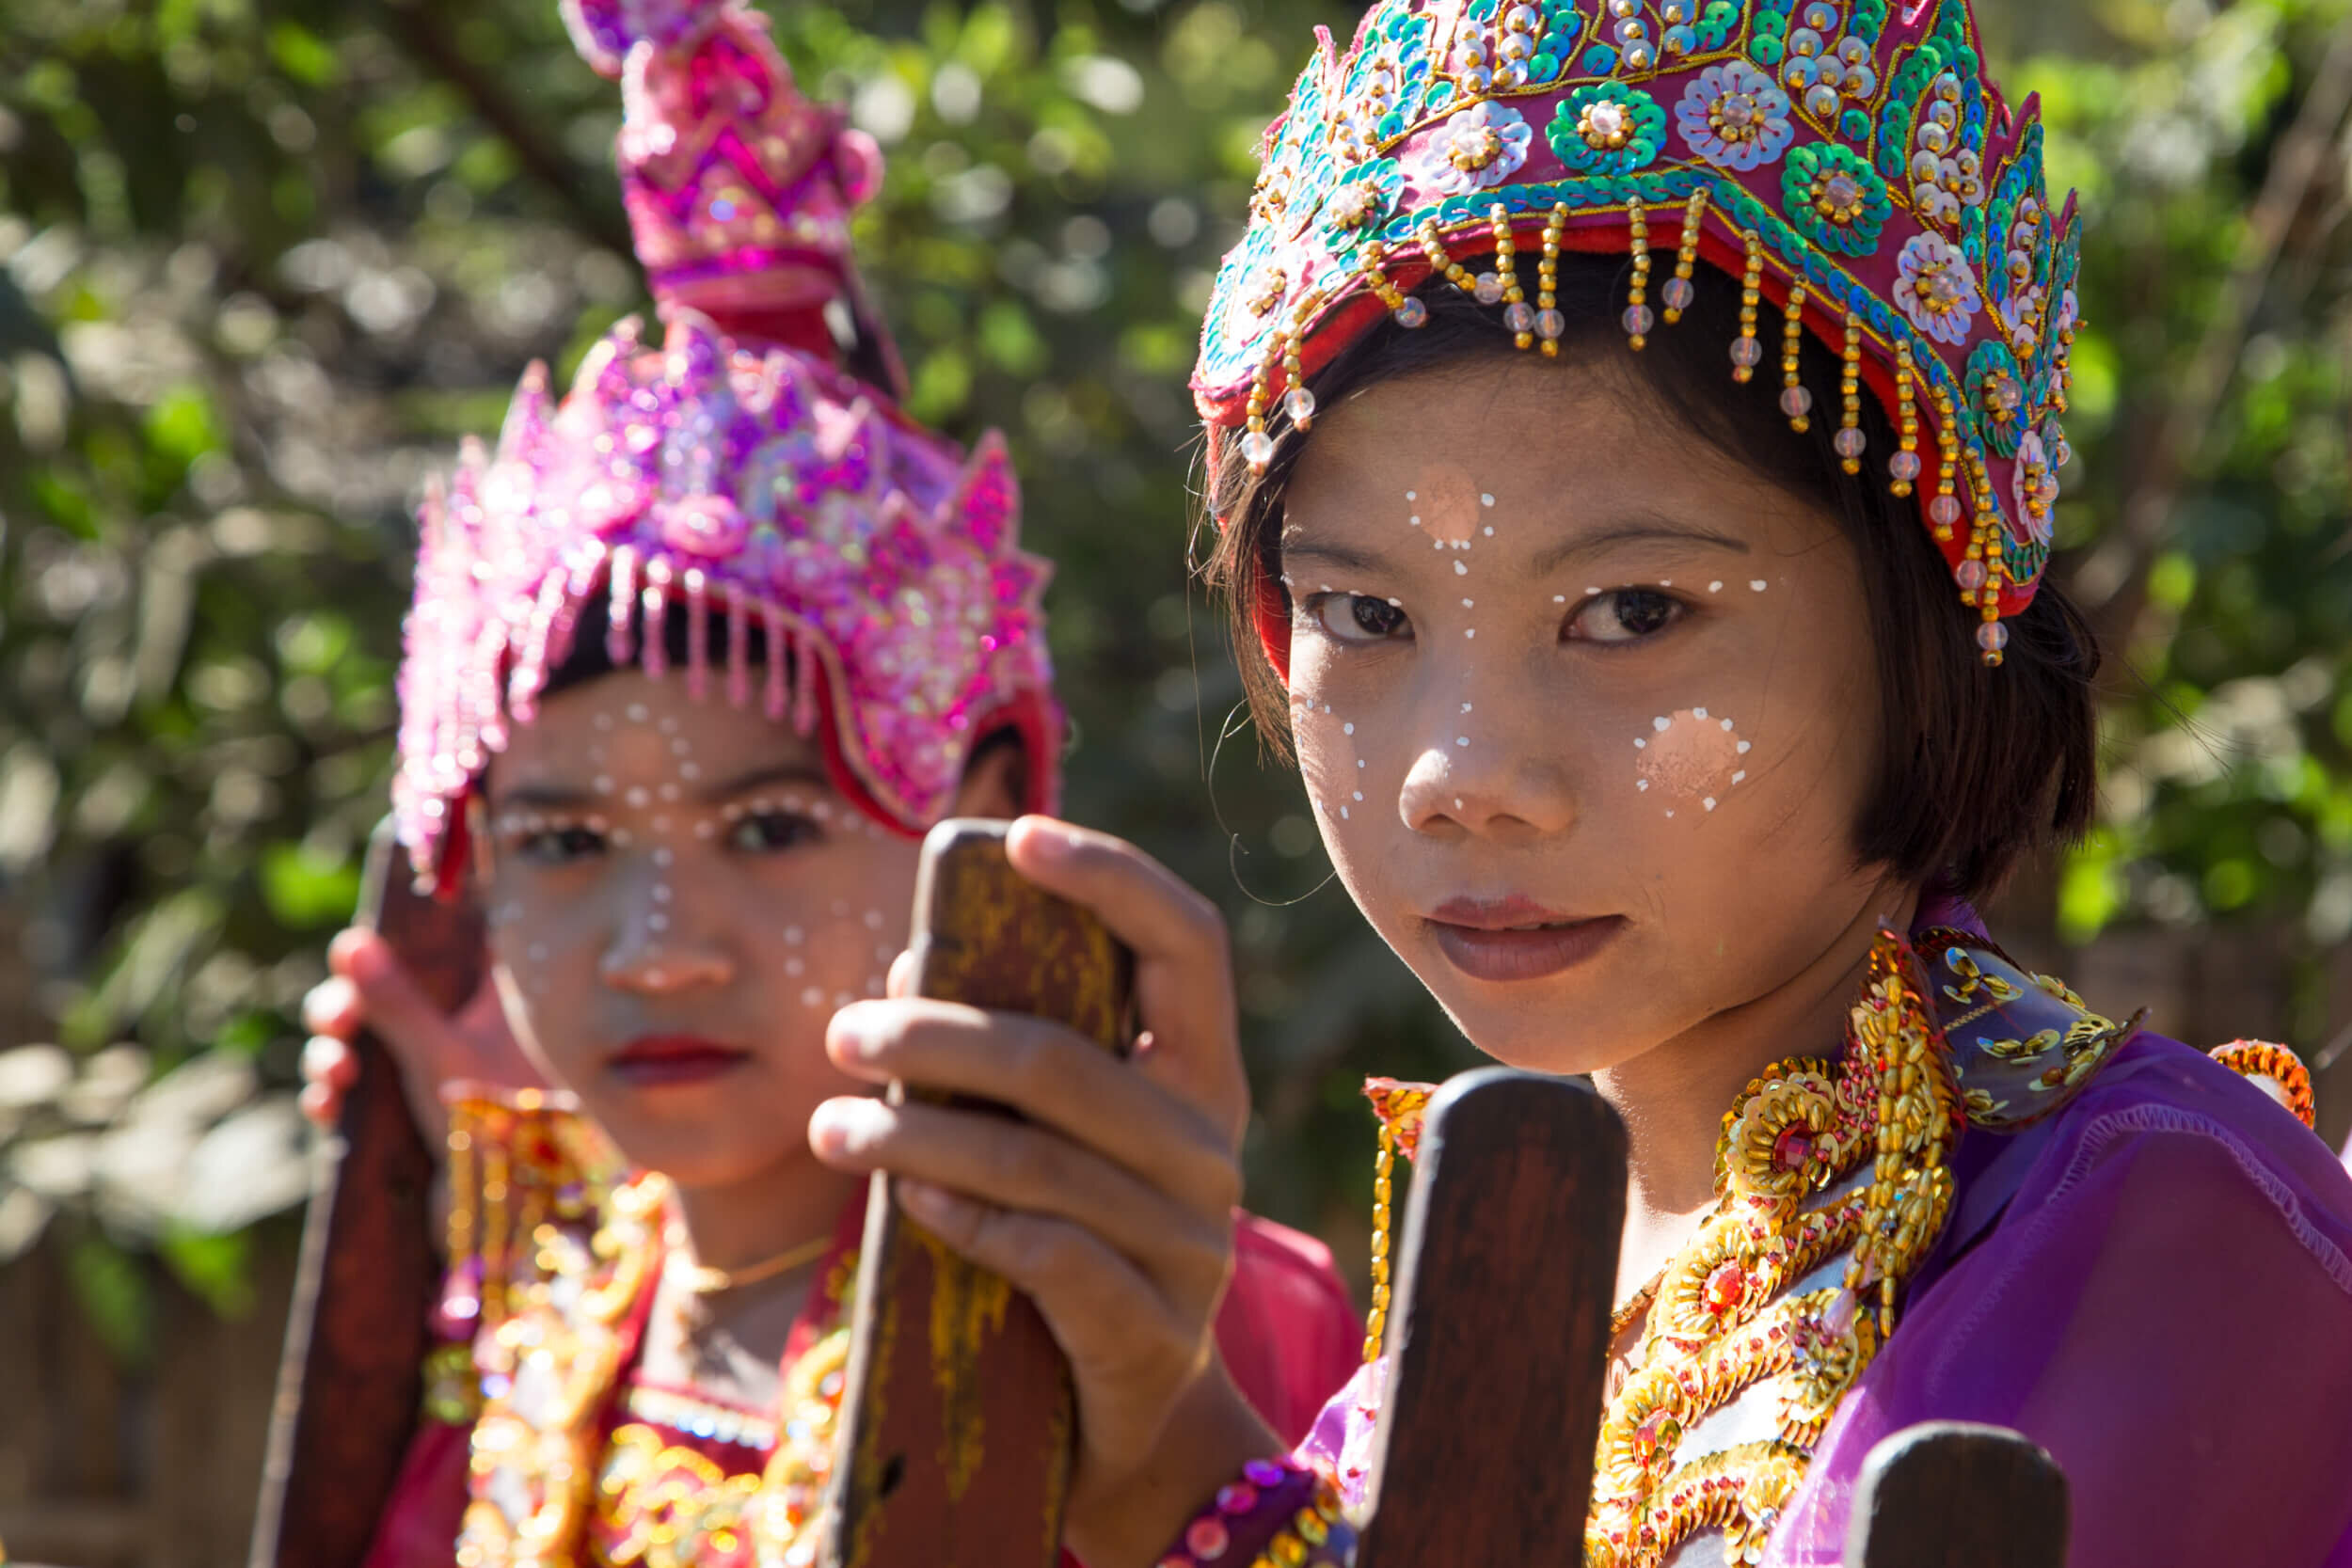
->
[371, 0, 635, 260]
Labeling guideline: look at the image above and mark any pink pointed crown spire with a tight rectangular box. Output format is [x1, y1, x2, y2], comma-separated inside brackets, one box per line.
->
[562, 0, 896, 375]
[392, 2, 1057, 890]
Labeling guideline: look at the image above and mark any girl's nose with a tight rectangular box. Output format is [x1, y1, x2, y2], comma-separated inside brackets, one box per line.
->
[1398, 732, 1578, 841]
[599, 892, 735, 993]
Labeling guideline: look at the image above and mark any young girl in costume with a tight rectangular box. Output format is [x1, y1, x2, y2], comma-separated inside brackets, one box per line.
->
[295, 4, 1359, 1563]
[805, 3, 2352, 1563]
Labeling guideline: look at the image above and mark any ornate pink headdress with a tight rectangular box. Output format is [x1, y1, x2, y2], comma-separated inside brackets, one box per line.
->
[1194, 0, 2077, 671]
[393, 0, 1057, 889]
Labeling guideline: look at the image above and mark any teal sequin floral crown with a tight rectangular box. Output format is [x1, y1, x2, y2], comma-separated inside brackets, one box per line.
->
[1190, 0, 2078, 663]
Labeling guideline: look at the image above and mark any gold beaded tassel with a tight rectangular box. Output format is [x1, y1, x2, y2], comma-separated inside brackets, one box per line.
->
[1780, 281, 1812, 432]
[1623, 197, 1654, 350]
[1662, 187, 1708, 325]
[1731, 230, 1765, 382]
[480, 1114, 513, 1328]
[1241, 349, 1276, 475]
[1493, 204, 1534, 351]
[1417, 218, 1486, 301]
[1928, 382, 1964, 541]
[1280, 309, 1316, 432]
[445, 1102, 480, 1308]
[1889, 338, 1922, 498]
[1365, 1121, 1396, 1363]
[1966, 447, 2009, 665]
[1835, 311, 1866, 474]
[1536, 202, 1567, 356]
[1360, 243, 1429, 330]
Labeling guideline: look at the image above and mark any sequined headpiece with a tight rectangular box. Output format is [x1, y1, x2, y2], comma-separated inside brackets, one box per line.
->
[1193, 0, 2077, 665]
[393, 0, 1057, 887]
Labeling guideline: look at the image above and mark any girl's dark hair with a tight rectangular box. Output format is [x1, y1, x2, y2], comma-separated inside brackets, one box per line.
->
[1201, 250, 2100, 902]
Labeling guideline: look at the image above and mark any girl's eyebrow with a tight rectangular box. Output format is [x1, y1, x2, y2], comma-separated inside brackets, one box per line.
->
[1280, 540, 1391, 574]
[1529, 517, 1753, 575]
[698, 760, 830, 803]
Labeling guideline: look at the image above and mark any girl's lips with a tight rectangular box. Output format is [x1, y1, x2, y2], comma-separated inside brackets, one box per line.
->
[606, 1035, 751, 1088]
[1423, 913, 1626, 982]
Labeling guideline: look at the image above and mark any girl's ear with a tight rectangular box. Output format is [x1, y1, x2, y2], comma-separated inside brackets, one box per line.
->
[948, 735, 1026, 820]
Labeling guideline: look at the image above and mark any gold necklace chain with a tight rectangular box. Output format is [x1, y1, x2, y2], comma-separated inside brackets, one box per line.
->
[664, 1232, 834, 1295]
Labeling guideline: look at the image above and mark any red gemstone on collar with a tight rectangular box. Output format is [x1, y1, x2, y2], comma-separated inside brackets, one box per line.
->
[1772, 1126, 1814, 1171]
[1703, 1259, 1745, 1316]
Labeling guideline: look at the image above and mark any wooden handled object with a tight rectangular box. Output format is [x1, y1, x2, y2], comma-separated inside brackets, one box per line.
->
[822, 819, 1134, 1568]
[1353, 1069, 1628, 1568]
[249, 820, 484, 1568]
[1844, 1421, 2070, 1568]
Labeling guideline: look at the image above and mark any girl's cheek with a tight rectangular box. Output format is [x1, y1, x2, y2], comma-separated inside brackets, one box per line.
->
[1292, 688, 1370, 827]
[1631, 706, 1755, 820]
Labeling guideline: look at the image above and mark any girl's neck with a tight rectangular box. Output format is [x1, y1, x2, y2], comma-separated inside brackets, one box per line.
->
[1594, 879, 1920, 1295]
[667, 1148, 863, 1275]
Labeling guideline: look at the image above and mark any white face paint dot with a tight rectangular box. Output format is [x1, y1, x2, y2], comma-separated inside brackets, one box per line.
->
[1343, 721, 1355, 736]
[626, 786, 650, 808]
[1352, 791, 1365, 801]
[1737, 740, 1754, 754]
[1406, 490, 1418, 500]
[658, 783, 680, 802]
[1340, 805, 1351, 819]
[1653, 716, 1673, 732]
[863, 909, 884, 930]
[1482, 526, 1494, 536]
[1709, 581, 1724, 593]
[1410, 515, 1422, 527]
[1637, 779, 1650, 791]
[1721, 718, 1735, 731]
[652, 884, 672, 903]
[694, 820, 715, 839]
[657, 716, 677, 735]
[1635, 737, 1647, 749]
[1750, 579, 1769, 592]
[1731, 770, 1747, 784]
[1455, 736, 1470, 747]
[647, 912, 669, 931]
[801, 987, 823, 1008]
[1554, 594, 1567, 604]
[1454, 561, 1468, 576]
[1454, 799, 1464, 810]
[1480, 494, 1495, 507]
[594, 776, 614, 796]
[679, 763, 699, 781]
[1465, 628, 1476, 639]
[626, 704, 649, 722]
[594, 713, 614, 731]
[1693, 707, 1709, 720]
[1704, 798, 1718, 812]
[1462, 598, 1474, 608]
[1461, 703, 1473, 713]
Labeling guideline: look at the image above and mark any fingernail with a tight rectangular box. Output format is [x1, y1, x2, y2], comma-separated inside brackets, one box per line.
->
[811, 1098, 889, 1155]
[345, 935, 389, 983]
[833, 1006, 885, 1062]
[1014, 816, 1079, 858]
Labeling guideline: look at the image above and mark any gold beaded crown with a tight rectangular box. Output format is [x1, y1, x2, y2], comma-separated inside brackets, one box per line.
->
[1191, 0, 2079, 663]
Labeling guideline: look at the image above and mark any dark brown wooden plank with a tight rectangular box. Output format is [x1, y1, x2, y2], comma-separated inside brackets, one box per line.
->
[1845, 1421, 2069, 1568]
[249, 821, 482, 1568]
[1354, 1069, 1627, 1568]
[824, 819, 1132, 1568]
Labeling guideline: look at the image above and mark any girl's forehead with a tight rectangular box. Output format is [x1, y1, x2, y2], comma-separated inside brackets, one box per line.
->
[492, 672, 826, 791]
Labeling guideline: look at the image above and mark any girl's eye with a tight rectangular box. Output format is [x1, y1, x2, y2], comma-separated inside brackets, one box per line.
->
[727, 810, 823, 854]
[515, 824, 605, 864]
[1311, 593, 1413, 644]
[1566, 588, 1682, 645]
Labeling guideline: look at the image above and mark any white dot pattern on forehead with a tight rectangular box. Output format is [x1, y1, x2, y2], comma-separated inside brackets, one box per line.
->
[1751, 579, 1770, 592]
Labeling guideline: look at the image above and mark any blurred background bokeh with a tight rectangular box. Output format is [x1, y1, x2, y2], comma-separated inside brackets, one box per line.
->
[0, 0, 2347, 1559]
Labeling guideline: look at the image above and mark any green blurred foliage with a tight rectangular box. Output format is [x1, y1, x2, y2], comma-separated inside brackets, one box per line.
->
[0, 0, 2348, 1338]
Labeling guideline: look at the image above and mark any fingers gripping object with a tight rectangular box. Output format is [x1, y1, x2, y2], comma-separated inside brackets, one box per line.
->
[824, 820, 1136, 1568]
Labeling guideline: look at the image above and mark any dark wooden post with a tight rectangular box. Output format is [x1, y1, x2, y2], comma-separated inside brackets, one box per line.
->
[1845, 1422, 2070, 1568]
[1354, 1069, 1628, 1567]
[248, 822, 478, 1568]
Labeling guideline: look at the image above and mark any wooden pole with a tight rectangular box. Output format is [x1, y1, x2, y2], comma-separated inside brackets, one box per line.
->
[1845, 1422, 2070, 1568]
